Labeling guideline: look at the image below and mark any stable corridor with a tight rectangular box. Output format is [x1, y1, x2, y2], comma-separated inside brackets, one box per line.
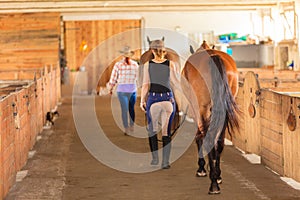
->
[5, 88, 300, 200]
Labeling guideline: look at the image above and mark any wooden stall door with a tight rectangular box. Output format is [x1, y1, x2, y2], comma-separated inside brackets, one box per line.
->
[243, 71, 261, 154]
[282, 96, 300, 182]
[64, 19, 141, 93]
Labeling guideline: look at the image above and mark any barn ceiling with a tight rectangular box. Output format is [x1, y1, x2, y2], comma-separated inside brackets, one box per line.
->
[0, 0, 289, 13]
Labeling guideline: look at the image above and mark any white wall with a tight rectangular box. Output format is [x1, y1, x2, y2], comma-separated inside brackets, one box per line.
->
[63, 6, 300, 69]
[141, 11, 254, 35]
[140, 11, 256, 56]
[63, 10, 256, 44]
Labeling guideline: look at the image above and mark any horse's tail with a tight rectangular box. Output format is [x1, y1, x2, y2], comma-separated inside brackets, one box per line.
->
[205, 55, 239, 147]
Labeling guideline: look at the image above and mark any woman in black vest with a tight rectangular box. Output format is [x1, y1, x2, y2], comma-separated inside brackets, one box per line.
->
[140, 39, 179, 169]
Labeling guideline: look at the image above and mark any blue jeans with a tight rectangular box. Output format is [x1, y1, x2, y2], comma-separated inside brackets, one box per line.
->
[117, 92, 136, 128]
[146, 92, 176, 136]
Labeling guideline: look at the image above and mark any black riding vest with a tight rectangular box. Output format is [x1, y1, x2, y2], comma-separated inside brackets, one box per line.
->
[149, 60, 171, 93]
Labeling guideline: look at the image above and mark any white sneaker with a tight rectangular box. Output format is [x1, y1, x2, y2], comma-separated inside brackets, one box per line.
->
[129, 126, 134, 133]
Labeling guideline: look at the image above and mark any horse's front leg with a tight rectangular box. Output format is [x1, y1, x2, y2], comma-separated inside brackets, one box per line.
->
[208, 148, 221, 195]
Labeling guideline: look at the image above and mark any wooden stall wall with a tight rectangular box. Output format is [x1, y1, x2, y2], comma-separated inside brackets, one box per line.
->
[64, 19, 141, 92]
[282, 96, 300, 182]
[260, 90, 284, 175]
[231, 82, 246, 150]
[0, 67, 59, 199]
[234, 69, 300, 182]
[0, 12, 60, 72]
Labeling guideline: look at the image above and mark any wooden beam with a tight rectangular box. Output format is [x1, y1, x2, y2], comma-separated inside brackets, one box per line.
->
[0, 1, 280, 13]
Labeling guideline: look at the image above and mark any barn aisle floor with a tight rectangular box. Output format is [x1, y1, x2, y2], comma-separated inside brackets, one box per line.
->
[5, 86, 300, 200]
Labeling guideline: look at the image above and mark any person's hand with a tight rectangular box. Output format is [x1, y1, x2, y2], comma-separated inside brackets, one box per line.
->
[106, 82, 113, 95]
[140, 102, 146, 112]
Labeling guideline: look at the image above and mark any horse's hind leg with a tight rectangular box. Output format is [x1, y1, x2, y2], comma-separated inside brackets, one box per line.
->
[208, 149, 221, 195]
[216, 136, 225, 184]
[196, 136, 207, 177]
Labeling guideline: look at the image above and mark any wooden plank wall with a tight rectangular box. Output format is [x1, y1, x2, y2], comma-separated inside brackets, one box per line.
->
[64, 19, 141, 92]
[260, 90, 284, 175]
[282, 96, 300, 182]
[234, 70, 300, 182]
[231, 80, 246, 151]
[0, 67, 59, 199]
[0, 12, 60, 72]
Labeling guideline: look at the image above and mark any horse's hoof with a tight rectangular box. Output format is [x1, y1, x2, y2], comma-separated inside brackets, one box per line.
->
[179, 111, 184, 116]
[208, 190, 221, 195]
[185, 116, 194, 123]
[217, 178, 222, 184]
[196, 170, 207, 177]
[208, 183, 220, 195]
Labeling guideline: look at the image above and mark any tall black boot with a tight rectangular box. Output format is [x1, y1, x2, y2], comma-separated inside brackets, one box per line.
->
[162, 136, 171, 169]
[148, 133, 158, 165]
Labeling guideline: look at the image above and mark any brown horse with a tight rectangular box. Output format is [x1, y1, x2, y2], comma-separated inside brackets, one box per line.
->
[182, 46, 239, 194]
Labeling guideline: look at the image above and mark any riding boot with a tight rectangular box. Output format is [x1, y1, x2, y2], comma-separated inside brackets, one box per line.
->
[148, 133, 159, 165]
[161, 136, 171, 169]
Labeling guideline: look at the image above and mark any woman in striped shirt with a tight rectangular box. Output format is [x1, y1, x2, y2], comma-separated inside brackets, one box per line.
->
[108, 46, 139, 135]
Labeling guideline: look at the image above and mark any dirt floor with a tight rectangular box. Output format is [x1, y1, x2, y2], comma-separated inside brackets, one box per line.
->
[5, 90, 300, 200]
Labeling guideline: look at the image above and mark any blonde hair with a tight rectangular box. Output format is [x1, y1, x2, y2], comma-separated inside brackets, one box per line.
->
[150, 40, 166, 59]
[152, 48, 166, 59]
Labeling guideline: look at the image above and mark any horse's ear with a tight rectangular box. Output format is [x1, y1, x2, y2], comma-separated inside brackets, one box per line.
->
[147, 36, 151, 45]
[190, 45, 195, 54]
[162, 36, 165, 41]
[212, 45, 215, 49]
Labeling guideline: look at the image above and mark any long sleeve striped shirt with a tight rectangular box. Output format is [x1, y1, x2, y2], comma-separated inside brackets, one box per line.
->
[108, 58, 139, 92]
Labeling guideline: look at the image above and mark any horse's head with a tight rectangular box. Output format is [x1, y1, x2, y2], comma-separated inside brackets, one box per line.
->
[200, 40, 210, 50]
[190, 40, 215, 54]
